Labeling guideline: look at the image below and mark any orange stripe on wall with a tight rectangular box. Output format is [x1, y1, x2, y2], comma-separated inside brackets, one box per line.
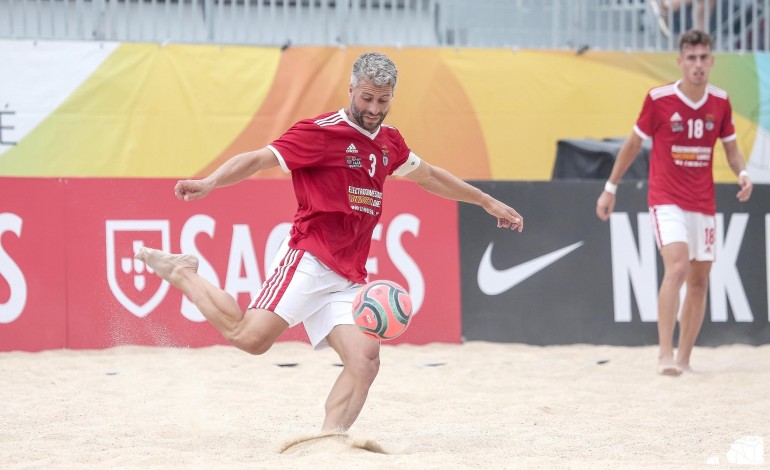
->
[199, 47, 490, 180]
[387, 49, 491, 179]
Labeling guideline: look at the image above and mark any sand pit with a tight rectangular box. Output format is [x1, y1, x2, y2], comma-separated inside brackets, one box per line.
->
[1, 341, 767, 468]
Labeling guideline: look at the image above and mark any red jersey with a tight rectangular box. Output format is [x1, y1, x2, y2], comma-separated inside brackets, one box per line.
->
[633, 80, 736, 215]
[267, 109, 419, 283]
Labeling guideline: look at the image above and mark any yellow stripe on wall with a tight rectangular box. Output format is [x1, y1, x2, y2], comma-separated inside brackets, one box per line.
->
[442, 49, 662, 180]
[1, 44, 759, 182]
[2, 44, 280, 177]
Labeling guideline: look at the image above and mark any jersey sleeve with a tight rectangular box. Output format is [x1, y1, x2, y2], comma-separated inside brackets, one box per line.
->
[267, 119, 328, 172]
[720, 97, 737, 142]
[393, 152, 422, 176]
[633, 93, 656, 140]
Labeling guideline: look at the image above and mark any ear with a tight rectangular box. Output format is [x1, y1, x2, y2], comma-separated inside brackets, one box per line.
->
[348, 83, 354, 97]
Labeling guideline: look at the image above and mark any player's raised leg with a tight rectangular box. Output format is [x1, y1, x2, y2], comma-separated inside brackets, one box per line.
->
[322, 324, 380, 431]
[675, 260, 711, 372]
[135, 247, 288, 354]
[657, 242, 689, 376]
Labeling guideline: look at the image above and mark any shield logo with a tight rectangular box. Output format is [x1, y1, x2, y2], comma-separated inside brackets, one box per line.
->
[106, 220, 171, 318]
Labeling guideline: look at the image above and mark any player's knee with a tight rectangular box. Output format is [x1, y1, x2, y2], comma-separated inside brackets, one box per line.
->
[346, 351, 380, 385]
[227, 330, 273, 356]
[664, 262, 688, 285]
[239, 339, 272, 356]
[687, 276, 709, 295]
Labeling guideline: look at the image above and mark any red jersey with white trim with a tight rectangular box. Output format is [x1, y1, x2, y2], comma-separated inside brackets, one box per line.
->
[267, 109, 416, 284]
[633, 80, 736, 215]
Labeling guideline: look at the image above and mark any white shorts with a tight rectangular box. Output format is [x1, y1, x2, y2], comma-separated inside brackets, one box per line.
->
[248, 237, 361, 350]
[650, 204, 716, 261]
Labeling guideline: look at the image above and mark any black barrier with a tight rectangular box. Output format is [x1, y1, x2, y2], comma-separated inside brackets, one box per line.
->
[460, 181, 769, 346]
[552, 137, 651, 180]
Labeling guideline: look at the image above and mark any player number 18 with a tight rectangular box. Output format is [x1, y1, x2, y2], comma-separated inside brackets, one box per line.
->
[687, 118, 704, 139]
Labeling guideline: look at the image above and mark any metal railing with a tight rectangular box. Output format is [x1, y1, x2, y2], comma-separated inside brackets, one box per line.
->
[0, 0, 767, 51]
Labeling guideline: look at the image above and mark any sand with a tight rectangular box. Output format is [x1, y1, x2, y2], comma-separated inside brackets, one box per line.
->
[1, 341, 768, 469]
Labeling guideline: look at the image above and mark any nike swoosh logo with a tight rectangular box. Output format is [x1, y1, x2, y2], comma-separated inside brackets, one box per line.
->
[477, 241, 584, 295]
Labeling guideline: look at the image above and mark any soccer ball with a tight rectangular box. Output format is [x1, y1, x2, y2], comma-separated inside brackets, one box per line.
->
[352, 280, 413, 340]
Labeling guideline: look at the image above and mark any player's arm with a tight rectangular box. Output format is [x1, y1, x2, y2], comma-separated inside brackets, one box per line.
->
[403, 160, 523, 232]
[596, 131, 644, 221]
[723, 139, 753, 203]
[175, 147, 280, 201]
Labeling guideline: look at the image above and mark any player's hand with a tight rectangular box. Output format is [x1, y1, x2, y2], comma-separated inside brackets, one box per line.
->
[174, 179, 214, 201]
[497, 210, 524, 232]
[596, 191, 615, 221]
[483, 197, 523, 232]
[737, 174, 753, 202]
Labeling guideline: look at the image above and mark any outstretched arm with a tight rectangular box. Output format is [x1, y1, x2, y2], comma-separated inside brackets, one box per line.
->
[175, 147, 280, 201]
[596, 132, 643, 221]
[723, 139, 753, 203]
[403, 160, 523, 232]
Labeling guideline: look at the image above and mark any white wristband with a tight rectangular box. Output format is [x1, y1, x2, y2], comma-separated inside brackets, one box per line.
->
[738, 170, 749, 179]
[604, 181, 618, 195]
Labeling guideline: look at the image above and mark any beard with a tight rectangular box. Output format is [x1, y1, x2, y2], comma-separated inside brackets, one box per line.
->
[350, 101, 386, 132]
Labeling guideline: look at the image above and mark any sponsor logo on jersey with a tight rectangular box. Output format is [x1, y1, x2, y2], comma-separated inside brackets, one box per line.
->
[347, 155, 363, 169]
[670, 112, 683, 132]
[670, 144, 712, 167]
[381, 145, 389, 166]
[348, 186, 382, 216]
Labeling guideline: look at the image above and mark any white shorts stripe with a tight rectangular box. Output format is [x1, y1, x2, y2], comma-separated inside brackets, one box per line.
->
[250, 247, 300, 310]
[260, 248, 301, 310]
[246, 236, 362, 350]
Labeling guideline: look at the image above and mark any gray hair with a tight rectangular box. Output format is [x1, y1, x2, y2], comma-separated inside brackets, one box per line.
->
[350, 52, 398, 89]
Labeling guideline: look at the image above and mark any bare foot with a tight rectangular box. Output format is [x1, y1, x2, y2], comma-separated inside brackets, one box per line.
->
[135, 247, 199, 284]
[657, 358, 682, 377]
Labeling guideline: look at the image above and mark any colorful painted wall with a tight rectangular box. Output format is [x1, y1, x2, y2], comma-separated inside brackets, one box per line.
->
[1, 41, 768, 182]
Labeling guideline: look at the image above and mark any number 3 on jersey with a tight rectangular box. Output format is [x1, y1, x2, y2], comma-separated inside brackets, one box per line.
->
[368, 154, 377, 177]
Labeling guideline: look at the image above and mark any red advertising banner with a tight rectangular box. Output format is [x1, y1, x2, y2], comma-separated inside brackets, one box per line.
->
[0, 178, 68, 351]
[0, 177, 461, 351]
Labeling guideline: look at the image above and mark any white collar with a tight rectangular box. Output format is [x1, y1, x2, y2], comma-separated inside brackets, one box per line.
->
[673, 80, 708, 110]
[338, 109, 380, 140]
